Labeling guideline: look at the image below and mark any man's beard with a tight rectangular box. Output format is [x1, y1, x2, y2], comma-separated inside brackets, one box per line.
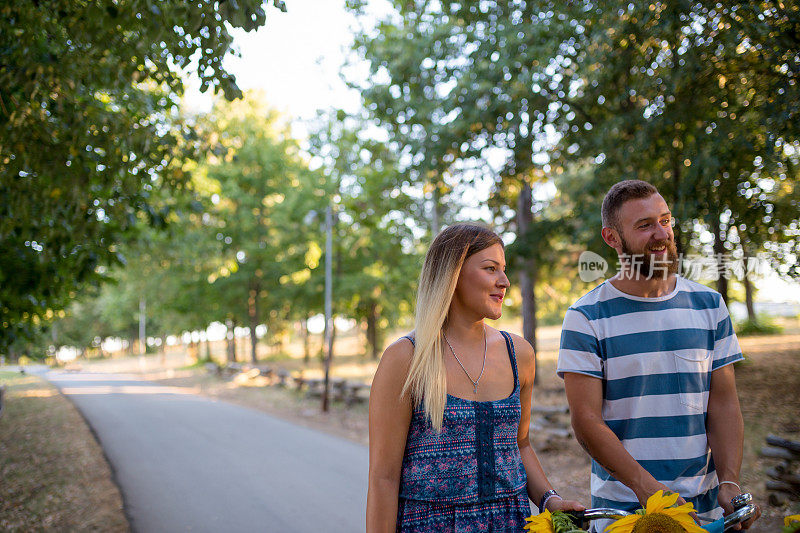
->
[619, 234, 679, 279]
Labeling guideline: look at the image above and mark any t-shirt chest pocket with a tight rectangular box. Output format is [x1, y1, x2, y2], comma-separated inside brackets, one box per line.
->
[673, 349, 712, 412]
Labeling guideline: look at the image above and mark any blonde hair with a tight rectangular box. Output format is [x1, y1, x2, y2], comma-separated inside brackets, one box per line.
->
[401, 223, 503, 431]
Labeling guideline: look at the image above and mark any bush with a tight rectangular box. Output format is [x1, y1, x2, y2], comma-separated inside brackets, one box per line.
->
[735, 316, 783, 336]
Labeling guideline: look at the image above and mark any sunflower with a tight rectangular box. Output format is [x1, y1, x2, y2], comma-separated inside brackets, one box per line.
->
[524, 509, 587, 533]
[784, 514, 800, 533]
[604, 490, 706, 533]
[525, 510, 556, 533]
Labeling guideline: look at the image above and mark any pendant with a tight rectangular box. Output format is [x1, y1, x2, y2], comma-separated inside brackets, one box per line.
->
[473, 383, 478, 394]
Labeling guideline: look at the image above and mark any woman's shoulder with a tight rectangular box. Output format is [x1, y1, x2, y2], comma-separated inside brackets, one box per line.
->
[376, 335, 415, 373]
[371, 335, 415, 395]
[498, 329, 535, 368]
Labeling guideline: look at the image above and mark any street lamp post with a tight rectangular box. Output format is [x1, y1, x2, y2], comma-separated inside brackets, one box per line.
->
[306, 205, 335, 413]
[138, 296, 146, 370]
[322, 204, 333, 413]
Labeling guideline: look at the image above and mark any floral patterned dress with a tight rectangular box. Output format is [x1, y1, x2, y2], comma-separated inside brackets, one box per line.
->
[397, 331, 531, 532]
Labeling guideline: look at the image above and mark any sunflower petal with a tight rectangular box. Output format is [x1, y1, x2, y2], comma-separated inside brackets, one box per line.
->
[662, 501, 697, 516]
[668, 512, 707, 533]
[524, 510, 555, 533]
[604, 514, 639, 533]
[646, 489, 679, 513]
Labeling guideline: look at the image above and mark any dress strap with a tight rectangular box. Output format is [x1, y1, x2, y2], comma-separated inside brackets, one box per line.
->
[403, 332, 517, 389]
[499, 331, 519, 391]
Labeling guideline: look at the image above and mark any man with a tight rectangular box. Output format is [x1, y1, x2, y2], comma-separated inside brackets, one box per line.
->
[558, 180, 759, 530]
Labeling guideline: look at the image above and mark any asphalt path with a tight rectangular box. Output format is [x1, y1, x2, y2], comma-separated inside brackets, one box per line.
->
[45, 370, 368, 533]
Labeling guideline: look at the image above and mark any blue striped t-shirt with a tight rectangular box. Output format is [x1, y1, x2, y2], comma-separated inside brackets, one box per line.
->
[557, 275, 743, 520]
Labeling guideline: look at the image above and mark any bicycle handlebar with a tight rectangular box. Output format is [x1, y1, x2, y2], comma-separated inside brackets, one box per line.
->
[562, 493, 757, 532]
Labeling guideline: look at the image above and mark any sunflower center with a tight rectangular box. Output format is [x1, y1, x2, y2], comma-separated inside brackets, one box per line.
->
[631, 513, 685, 533]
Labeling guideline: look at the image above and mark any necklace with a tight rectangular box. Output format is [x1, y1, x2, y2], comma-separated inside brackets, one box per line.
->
[442, 325, 487, 394]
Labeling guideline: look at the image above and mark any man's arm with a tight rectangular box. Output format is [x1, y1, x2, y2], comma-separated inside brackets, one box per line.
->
[513, 334, 585, 512]
[707, 364, 759, 529]
[564, 372, 673, 506]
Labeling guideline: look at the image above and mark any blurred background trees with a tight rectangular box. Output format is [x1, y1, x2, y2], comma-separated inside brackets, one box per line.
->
[0, 0, 286, 352]
[348, 0, 799, 351]
[2, 0, 798, 362]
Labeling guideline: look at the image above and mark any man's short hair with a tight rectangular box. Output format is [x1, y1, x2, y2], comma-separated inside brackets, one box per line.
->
[601, 180, 660, 229]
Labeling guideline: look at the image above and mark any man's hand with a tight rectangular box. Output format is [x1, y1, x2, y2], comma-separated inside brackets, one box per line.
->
[633, 482, 700, 524]
[717, 484, 761, 530]
[632, 479, 672, 508]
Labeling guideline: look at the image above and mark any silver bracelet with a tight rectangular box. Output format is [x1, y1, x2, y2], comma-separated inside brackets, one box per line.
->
[719, 480, 741, 492]
[540, 492, 562, 513]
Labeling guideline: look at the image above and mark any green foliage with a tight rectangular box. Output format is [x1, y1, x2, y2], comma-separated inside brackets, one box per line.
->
[16, 1, 800, 360]
[347, 0, 575, 351]
[0, 0, 285, 352]
[539, 1, 800, 285]
[307, 110, 424, 356]
[552, 510, 586, 533]
[37, 95, 427, 361]
[349, 0, 800, 314]
[198, 94, 329, 345]
[735, 316, 783, 336]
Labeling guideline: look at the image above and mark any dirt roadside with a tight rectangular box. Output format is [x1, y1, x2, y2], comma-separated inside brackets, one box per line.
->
[0, 371, 129, 532]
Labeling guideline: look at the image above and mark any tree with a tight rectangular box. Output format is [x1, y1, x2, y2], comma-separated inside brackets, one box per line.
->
[0, 0, 287, 352]
[307, 110, 423, 360]
[347, 0, 800, 355]
[199, 94, 325, 364]
[534, 1, 800, 301]
[347, 0, 566, 358]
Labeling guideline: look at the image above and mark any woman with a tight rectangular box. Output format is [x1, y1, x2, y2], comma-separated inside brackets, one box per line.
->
[367, 224, 584, 532]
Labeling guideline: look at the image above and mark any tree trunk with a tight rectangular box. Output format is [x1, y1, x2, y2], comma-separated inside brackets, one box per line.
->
[517, 181, 538, 382]
[367, 301, 380, 360]
[159, 334, 167, 366]
[226, 318, 236, 363]
[138, 296, 146, 357]
[671, 143, 686, 256]
[302, 317, 310, 364]
[203, 334, 212, 361]
[742, 245, 756, 322]
[431, 185, 441, 234]
[710, 214, 729, 302]
[51, 322, 58, 349]
[188, 339, 199, 362]
[248, 280, 260, 364]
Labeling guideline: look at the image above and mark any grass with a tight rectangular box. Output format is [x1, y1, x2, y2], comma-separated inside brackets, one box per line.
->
[177, 356, 216, 371]
[736, 316, 784, 336]
[0, 371, 128, 532]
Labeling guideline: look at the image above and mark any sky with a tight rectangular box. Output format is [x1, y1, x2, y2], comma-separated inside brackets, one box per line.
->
[184, 0, 372, 127]
[224, 1, 362, 120]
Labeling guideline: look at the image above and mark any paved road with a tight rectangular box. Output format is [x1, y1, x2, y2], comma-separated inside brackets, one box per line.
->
[46, 371, 368, 533]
